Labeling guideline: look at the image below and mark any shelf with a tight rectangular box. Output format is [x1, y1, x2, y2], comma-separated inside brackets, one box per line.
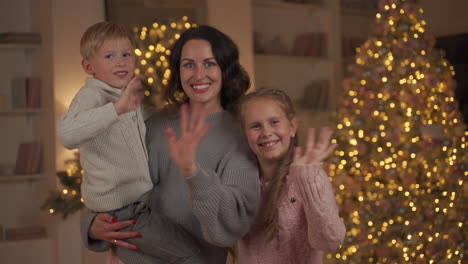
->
[0, 174, 46, 183]
[0, 43, 41, 50]
[253, 0, 325, 11]
[0, 238, 51, 264]
[0, 108, 42, 115]
[255, 53, 330, 64]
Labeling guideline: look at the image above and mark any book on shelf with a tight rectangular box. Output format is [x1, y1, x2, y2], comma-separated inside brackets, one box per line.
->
[4, 225, 47, 241]
[291, 32, 327, 58]
[300, 80, 329, 110]
[0, 32, 42, 44]
[342, 36, 365, 58]
[11, 76, 41, 109]
[14, 141, 44, 175]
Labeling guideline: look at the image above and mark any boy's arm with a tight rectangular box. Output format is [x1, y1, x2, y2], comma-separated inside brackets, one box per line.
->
[58, 88, 119, 149]
[59, 77, 144, 149]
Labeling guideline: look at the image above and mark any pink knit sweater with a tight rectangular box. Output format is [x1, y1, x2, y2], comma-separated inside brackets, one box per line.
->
[238, 164, 346, 264]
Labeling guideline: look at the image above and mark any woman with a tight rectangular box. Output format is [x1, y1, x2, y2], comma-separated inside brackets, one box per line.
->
[236, 88, 346, 263]
[81, 25, 261, 264]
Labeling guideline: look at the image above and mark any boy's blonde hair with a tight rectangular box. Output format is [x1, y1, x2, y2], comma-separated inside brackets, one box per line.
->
[80, 21, 135, 60]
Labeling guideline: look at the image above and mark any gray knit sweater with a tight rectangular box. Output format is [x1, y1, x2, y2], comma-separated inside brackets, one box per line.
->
[81, 110, 261, 264]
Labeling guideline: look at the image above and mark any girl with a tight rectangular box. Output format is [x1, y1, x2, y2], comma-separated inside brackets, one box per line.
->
[237, 88, 346, 264]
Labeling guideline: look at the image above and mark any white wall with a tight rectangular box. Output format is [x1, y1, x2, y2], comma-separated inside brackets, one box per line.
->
[205, 0, 256, 90]
[50, 1, 106, 263]
[421, 0, 468, 37]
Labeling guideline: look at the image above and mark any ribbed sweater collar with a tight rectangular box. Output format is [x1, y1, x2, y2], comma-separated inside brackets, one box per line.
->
[85, 77, 122, 97]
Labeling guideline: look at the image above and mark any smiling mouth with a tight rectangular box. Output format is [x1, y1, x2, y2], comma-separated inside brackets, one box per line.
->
[259, 140, 279, 148]
[192, 83, 210, 93]
[114, 71, 128, 78]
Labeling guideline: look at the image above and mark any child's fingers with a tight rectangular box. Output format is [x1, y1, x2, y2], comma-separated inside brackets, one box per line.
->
[318, 127, 333, 147]
[293, 146, 302, 163]
[305, 128, 316, 155]
[323, 143, 338, 159]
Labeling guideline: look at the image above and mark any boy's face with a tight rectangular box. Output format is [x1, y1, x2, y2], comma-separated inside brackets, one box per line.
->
[82, 37, 136, 89]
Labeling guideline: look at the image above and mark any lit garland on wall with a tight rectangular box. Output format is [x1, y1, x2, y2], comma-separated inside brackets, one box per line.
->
[326, 0, 467, 263]
[133, 16, 195, 108]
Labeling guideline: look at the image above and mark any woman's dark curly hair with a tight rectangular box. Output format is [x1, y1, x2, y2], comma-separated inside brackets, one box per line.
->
[164, 25, 250, 113]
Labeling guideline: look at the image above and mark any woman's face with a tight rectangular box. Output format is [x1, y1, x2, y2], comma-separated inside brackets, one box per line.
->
[179, 39, 223, 112]
[242, 98, 297, 165]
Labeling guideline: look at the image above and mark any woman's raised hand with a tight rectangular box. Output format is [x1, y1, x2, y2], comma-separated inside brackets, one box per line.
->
[166, 104, 211, 177]
[89, 213, 139, 251]
[293, 127, 337, 165]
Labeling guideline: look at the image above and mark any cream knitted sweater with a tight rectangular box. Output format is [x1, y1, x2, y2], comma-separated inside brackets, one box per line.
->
[58, 78, 152, 211]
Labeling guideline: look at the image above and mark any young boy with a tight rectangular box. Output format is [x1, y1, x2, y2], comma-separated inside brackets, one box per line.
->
[58, 21, 200, 262]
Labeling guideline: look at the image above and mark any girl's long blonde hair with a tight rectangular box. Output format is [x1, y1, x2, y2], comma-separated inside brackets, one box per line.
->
[237, 87, 298, 242]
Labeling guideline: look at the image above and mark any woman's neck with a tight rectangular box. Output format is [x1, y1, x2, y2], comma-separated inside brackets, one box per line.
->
[189, 102, 223, 114]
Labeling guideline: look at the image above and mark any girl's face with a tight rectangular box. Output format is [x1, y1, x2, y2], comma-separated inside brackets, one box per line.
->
[82, 38, 136, 89]
[179, 39, 223, 113]
[242, 98, 298, 165]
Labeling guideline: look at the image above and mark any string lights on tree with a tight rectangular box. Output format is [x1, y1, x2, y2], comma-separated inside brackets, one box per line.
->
[133, 16, 195, 108]
[327, 0, 467, 263]
[41, 151, 84, 219]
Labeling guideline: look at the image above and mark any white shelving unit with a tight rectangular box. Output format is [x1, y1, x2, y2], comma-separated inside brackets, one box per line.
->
[0, 4, 54, 258]
[252, 0, 341, 142]
[340, 4, 376, 76]
[0, 174, 46, 183]
[0, 238, 52, 264]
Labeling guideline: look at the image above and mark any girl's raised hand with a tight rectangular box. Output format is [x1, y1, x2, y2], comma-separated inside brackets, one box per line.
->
[293, 127, 337, 165]
[165, 104, 211, 177]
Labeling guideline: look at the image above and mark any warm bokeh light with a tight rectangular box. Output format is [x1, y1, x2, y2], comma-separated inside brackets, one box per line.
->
[326, 0, 467, 263]
[133, 17, 194, 108]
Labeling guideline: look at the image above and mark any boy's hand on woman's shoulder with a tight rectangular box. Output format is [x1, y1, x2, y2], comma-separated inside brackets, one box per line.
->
[114, 75, 144, 115]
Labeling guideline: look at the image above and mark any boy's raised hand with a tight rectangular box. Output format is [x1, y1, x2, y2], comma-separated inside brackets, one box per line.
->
[114, 75, 144, 115]
[293, 127, 337, 165]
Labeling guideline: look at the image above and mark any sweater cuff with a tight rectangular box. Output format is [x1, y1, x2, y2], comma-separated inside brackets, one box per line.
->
[185, 167, 216, 194]
[104, 102, 119, 118]
[290, 163, 323, 181]
[80, 211, 112, 252]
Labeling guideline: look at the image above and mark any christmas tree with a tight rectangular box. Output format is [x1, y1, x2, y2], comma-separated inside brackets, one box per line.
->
[327, 0, 467, 263]
[41, 151, 84, 219]
[133, 16, 195, 108]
